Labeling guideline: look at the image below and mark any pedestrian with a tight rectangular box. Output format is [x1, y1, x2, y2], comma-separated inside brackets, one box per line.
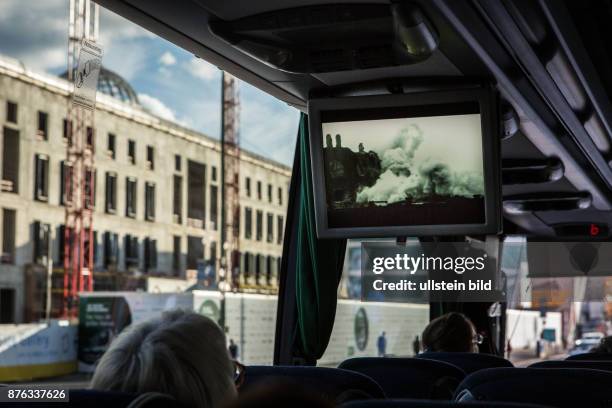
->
[413, 335, 421, 355]
[377, 331, 387, 357]
[229, 338, 239, 360]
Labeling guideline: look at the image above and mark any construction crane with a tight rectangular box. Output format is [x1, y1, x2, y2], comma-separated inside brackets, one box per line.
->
[63, 0, 99, 317]
[220, 72, 241, 291]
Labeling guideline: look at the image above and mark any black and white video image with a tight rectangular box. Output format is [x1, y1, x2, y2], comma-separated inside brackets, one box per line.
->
[321, 113, 486, 228]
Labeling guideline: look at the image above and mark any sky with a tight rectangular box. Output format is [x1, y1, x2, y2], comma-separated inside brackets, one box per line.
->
[0, 0, 298, 166]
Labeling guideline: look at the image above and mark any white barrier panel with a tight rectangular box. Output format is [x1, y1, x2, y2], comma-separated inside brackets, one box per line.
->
[0, 321, 77, 382]
[192, 291, 428, 366]
[321, 301, 429, 365]
[78, 291, 551, 369]
[193, 291, 278, 365]
[146, 276, 197, 293]
[507, 309, 563, 349]
[78, 292, 194, 372]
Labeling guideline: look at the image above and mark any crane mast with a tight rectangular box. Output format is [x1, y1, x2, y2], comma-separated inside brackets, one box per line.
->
[220, 72, 241, 290]
[63, 0, 99, 317]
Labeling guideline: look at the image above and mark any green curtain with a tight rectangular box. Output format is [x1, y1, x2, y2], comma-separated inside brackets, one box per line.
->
[295, 112, 347, 362]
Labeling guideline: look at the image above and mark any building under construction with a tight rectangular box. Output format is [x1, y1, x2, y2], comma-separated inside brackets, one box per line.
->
[0, 54, 290, 323]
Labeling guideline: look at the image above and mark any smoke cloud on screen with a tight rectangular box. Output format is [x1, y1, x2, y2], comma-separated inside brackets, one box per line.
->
[380, 125, 423, 177]
[356, 125, 484, 205]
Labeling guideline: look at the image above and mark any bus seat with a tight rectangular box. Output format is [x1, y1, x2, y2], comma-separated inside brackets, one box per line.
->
[338, 357, 465, 400]
[565, 352, 612, 361]
[529, 360, 612, 372]
[0, 389, 185, 408]
[240, 365, 386, 403]
[417, 352, 513, 374]
[455, 367, 612, 407]
[341, 399, 554, 408]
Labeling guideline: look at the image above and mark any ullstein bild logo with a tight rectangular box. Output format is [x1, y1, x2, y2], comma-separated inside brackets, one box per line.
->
[360, 242, 501, 303]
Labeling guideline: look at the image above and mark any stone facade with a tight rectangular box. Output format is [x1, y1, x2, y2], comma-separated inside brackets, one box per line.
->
[0, 55, 291, 322]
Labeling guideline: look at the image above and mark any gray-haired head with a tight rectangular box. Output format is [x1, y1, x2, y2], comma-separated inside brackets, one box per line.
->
[90, 309, 236, 408]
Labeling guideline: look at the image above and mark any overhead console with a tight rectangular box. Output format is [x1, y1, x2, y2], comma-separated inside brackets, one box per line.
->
[209, 3, 440, 73]
[307, 86, 501, 238]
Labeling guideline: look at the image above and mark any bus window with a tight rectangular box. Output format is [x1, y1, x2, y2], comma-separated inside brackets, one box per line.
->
[502, 235, 612, 363]
[0, 2, 298, 384]
[319, 239, 429, 366]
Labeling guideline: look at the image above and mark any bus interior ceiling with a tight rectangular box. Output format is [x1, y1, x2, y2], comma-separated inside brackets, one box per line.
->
[95, 0, 612, 240]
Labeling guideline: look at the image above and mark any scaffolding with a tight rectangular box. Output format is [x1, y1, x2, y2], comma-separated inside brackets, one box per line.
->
[63, 0, 99, 317]
[220, 72, 241, 290]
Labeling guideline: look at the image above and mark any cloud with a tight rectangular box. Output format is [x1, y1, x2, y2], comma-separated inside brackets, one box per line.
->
[0, 0, 67, 72]
[139, 93, 177, 122]
[239, 83, 299, 165]
[0, 0, 298, 166]
[97, 8, 156, 81]
[185, 57, 219, 80]
[0, 1, 154, 77]
[98, 8, 155, 46]
[159, 51, 176, 66]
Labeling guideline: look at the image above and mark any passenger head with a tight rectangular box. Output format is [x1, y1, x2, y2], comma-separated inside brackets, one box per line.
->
[91, 309, 236, 408]
[325, 134, 333, 148]
[421, 312, 478, 353]
[591, 336, 612, 353]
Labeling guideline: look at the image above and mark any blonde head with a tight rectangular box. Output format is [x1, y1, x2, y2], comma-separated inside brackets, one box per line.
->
[90, 309, 236, 408]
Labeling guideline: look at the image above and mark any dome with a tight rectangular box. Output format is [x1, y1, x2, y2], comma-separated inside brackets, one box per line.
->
[97, 68, 140, 105]
[61, 67, 140, 106]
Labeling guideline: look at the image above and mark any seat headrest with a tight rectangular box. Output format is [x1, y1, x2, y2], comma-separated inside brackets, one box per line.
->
[417, 352, 513, 373]
[70, 390, 184, 408]
[456, 367, 612, 408]
[339, 357, 465, 400]
[529, 359, 612, 372]
[565, 352, 612, 361]
[241, 365, 386, 403]
[341, 398, 554, 407]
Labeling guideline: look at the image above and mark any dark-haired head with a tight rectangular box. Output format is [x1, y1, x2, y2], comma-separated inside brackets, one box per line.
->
[421, 312, 478, 353]
[591, 336, 612, 353]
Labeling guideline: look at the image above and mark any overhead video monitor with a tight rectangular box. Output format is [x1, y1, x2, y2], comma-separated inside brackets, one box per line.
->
[308, 88, 501, 238]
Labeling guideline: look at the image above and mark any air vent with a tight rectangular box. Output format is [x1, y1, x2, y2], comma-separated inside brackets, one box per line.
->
[357, 45, 396, 69]
[502, 158, 564, 185]
[209, 3, 438, 73]
[310, 49, 351, 72]
[503, 191, 591, 213]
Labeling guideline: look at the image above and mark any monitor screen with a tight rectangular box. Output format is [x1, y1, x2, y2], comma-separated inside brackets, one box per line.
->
[308, 89, 500, 238]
